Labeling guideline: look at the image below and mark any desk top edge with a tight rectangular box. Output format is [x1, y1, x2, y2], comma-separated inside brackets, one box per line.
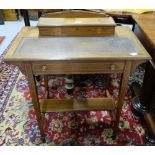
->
[4, 26, 151, 62]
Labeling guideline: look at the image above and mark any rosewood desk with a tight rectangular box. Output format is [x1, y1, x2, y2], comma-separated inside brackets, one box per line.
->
[4, 26, 150, 141]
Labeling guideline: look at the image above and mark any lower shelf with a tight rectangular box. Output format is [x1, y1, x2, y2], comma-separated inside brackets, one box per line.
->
[40, 97, 115, 112]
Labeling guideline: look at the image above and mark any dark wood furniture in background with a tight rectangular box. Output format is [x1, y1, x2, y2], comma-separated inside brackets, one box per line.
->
[132, 13, 155, 145]
[106, 11, 136, 31]
[21, 10, 30, 26]
[21, 9, 107, 26]
[21, 9, 138, 34]
[0, 9, 4, 25]
[2, 9, 18, 21]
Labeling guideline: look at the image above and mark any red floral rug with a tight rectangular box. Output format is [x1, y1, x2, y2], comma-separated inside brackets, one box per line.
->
[0, 72, 146, 146]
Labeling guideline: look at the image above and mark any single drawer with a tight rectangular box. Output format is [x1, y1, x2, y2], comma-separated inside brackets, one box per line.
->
[32, 61, 125, 75]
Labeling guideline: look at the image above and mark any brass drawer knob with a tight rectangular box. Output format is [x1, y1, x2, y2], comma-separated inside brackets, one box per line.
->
[110, 64, 116, 70]
[42, 65, 47, 71]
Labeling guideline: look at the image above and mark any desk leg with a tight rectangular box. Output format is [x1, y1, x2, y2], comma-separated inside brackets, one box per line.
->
[44, 75, 49, 98]
[113, 61, 132, 137]
[24, 63, 45, 142]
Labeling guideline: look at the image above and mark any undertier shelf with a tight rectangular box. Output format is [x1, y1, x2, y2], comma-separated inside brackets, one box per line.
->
[40, 90, 115, 112]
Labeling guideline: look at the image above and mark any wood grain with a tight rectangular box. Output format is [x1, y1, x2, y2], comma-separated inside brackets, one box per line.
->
[3, 16, 151, 138]
[2, 9, 18, 21]
[24, 62, 45, 139]
[42, 10, 107, 18]
[32, 61, 125, 75]
[113, 61, 132, 133]
[144, 112, 155, 138]
[38, 17, 116, 36]
[40, 97, 115, 112]
[4, 27, 151, 62]
[38, 17, 116, 27]
[132, 14, 155, 142]
[39, 26, 115, 36]
[133, 14, 155, 49]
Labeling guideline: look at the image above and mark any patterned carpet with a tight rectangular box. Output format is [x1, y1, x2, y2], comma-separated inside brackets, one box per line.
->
[0, 38, 146, 146]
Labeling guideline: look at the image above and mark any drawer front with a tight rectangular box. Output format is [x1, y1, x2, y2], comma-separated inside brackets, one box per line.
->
[32, 61, 125, 75]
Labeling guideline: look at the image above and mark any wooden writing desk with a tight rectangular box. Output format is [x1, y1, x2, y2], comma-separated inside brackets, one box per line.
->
[4, 26, 150, 141]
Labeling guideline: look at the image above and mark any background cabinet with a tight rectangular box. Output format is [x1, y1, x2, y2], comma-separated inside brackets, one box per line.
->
[2, 9, 18, 21]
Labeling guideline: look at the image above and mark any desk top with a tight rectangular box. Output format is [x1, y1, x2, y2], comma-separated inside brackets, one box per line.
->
[4, 26, 150, 62]
[133, 14, 155, 49]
